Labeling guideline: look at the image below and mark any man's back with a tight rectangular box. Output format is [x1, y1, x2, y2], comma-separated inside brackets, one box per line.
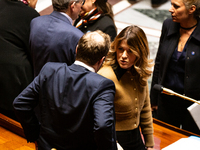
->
[30, 11, 84, 77]
[14, 62, 116, 150]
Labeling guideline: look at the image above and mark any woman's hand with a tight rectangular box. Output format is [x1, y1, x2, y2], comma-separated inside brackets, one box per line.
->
[151, 105, 158, 112]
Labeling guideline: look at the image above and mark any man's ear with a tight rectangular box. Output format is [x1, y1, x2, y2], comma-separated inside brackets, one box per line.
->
[76, 45, 78, 54]
[189, 5, 196, 15]
[70, 1, 76, 11]
[99, 56, 105, 66]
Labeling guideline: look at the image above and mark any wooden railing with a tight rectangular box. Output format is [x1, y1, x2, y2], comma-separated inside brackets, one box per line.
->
[0, 113, 199, 149]
[0, 113, 25, 137]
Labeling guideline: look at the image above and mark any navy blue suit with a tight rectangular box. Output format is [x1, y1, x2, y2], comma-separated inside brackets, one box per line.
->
[13, 62, 117, 150]
[30, 11, 84, 77]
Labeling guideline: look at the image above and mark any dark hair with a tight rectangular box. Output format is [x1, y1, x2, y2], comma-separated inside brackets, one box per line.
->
[95, 0, 114, 20]
[52, 0, 79, 12]
[76, 30, 111, 66]
[104, 25, 153, 86]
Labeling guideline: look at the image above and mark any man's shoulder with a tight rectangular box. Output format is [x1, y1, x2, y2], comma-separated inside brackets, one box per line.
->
[39, 62, 68, 76]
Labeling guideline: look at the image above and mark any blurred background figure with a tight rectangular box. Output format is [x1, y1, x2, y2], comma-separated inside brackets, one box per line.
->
[151, 0, 168, 8]
[150, 0, 200, 135]
[0, 0, 39, 120]
[98, 25, 154, 150]
[30, 0, 84, 77]
[74, 0, 117, 41]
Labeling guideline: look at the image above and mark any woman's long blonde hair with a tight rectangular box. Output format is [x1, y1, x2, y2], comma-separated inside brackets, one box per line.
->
[104, 25, 154, 86]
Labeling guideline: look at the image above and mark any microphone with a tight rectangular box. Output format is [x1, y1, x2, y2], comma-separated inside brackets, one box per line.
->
[153, 84, 200, 105]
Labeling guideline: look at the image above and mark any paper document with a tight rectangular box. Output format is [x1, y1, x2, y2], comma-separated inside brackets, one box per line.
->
[162, 137, 200, 150]
[187, 101, 200, 130]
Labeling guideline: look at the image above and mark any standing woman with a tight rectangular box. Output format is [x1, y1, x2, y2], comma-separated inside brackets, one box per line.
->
[98, 26, 154, 150]
[150, 0, 200, 135]
[0, 0, 39, 120]
[74, 0, 117, 41]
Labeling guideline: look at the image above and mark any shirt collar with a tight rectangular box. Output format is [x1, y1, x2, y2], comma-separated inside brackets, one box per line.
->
[74, 60, 95, 72]
[59, 12, 73, 25]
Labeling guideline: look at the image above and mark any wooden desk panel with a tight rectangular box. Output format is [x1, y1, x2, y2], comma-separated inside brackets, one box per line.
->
[0, 126, 35, 150]
[153, 118, 200, 149]
[0, 113, 199, 150]
[0, 113, 35, 150]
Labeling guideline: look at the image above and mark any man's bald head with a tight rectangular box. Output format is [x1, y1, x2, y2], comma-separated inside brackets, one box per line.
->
[76, 30, 111, 66]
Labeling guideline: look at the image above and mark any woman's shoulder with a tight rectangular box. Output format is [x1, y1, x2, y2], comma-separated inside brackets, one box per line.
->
[98, 15, 115, 25]
[163, 18, 173, 26]
[98, 65, 115, 78]
[98, 65, 113, 73]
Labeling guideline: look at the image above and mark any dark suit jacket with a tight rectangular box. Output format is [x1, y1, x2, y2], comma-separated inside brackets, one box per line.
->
[30, 11, 84, 77]
[0, 0, 39, 116]
[74, 15, 117, 41]
[150, 18, 200, 105]
[13, 62, 117, 150]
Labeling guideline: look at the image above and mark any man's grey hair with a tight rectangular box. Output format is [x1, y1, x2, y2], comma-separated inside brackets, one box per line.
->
[52, 0, 80, 12]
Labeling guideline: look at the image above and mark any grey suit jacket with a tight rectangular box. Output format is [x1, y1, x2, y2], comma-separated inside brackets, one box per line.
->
[30, 11, 84, 77]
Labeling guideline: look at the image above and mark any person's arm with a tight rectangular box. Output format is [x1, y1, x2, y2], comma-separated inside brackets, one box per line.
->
[140, 86, 154, 148]
[92, 79, 117, 150]
[104, 25, 117, 41]
[150, 19, 168, 107]
[12, 63, 52, 142]
[13, 75, 40, 142]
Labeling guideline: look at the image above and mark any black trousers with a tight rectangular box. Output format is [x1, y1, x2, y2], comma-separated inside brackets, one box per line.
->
[116, 127, 146, 150]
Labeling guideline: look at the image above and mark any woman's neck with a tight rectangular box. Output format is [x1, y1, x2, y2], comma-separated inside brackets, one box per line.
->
[180, 18, 198, 30]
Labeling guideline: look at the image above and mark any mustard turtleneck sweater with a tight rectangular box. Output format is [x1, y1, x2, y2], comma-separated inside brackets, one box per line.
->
[98, 65, 154, 147]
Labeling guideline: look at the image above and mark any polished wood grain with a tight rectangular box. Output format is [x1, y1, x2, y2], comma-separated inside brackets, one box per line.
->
[153, 118, 200, 149]
[0, 126, 35, 150]
[0, 113, 35, 150]
[0, 113, 199, 150]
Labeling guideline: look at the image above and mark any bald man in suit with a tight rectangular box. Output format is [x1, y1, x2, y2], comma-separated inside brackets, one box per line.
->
[13, 30, 117, 150]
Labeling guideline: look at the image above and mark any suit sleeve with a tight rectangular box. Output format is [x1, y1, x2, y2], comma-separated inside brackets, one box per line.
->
[13, 64, 49, 142]
[92, 79, 117, 150]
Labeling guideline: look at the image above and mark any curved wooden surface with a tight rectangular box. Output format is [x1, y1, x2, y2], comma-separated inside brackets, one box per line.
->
[0, 113, 35, 149]
[153, 118, 200, 149]
[0, 113, 199, 150]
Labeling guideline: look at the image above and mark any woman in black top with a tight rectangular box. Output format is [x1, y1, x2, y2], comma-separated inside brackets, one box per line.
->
[74, 0, 117, 41]
[150, 0, 200, 135]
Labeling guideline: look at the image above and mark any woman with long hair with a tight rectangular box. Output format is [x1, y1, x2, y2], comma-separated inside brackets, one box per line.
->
[98, 25, 154, 150]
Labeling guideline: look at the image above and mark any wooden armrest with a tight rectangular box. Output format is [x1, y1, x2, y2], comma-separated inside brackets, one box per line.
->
[0, 113, 25, 138]
[153, 118, 200, 137]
